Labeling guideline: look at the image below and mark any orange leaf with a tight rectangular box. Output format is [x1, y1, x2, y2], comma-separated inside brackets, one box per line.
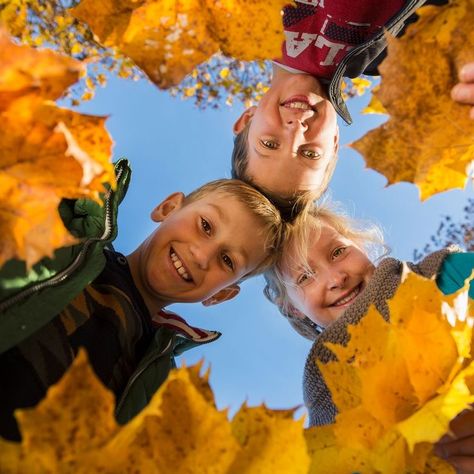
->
[351, 1, 474, 200]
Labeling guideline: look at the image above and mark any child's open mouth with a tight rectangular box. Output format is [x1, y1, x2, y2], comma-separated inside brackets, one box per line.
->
[170, 247, 193, 283]
[280, 96, 315, 111]
[331, 282, 363, 307]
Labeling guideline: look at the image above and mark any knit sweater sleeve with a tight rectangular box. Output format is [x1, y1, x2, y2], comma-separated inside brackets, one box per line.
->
[303, 249, 452, 427]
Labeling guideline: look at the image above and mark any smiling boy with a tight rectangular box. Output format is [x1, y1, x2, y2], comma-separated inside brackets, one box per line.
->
[0, 160, 284, 441]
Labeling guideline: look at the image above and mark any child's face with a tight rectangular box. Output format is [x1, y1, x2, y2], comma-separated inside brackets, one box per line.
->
[234, 69, 339, 198]
[282, 225, 375, 328]
[137, 192, 268, 306]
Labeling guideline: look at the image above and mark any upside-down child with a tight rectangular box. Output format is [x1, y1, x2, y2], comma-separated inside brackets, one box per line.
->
[231, 0, 474, 210]
[0, 159, 285, 441]
[264, 202, 474, 467]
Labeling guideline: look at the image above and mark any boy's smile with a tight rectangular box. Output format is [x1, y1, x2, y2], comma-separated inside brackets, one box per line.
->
[127, 192, 268, 312]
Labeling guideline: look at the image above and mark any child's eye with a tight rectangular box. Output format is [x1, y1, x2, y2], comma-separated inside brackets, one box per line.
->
[300, 149, 321, 160]
[332, 247, 347, 259]
[201, 217, 212, 235]
[222, 253, 234, 271]
[297, 272, 312, 285]
[260, 139, 279, 150]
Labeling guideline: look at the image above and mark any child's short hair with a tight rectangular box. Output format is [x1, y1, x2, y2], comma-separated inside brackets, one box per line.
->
[184, 178, 287, 278]
[264, 201, 387, 340]
[231, 123, 339, 218]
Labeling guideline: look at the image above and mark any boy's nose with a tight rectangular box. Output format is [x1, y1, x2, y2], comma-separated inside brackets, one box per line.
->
[189, 242, 215, 270]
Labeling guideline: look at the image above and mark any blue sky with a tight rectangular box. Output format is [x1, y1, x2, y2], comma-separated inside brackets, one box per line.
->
[78, 75, 473, 418]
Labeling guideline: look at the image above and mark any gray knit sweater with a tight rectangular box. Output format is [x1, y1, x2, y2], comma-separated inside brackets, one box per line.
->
[303, 250, 450, 427]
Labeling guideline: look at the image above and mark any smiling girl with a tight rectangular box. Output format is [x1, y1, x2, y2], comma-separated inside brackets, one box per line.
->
[264, 202, 474, 425]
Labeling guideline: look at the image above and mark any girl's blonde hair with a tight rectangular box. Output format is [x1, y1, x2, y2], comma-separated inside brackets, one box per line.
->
[264, 200, 387, 340]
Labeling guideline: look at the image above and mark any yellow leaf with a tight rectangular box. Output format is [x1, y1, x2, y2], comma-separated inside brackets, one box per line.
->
[219, 67, 230, 79]
[207, 0, 287, 60]
[8, 349, 119, 473]
[351, 0, 474, 200]
[72, 0, 218, 88]
[362, 86, 387, 115]
[0, 28, 83, 110]
[229, 405, 309, 474]
[0, 30, 114, 268]
[71, 0, 288, 88]
[398, 362, 474, 452]
[350, 77, 372, 96]
[310, 270, 474, 472]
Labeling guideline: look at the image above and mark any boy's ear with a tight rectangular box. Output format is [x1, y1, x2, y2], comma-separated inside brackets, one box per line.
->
[233, 106, 256, 135]
[151, 192, 185, 222]
[201, 284, 240, 307]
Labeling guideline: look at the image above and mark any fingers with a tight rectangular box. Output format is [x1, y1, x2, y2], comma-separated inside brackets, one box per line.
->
[459, 63, 474, 83]
[440, 455, 474, 474]
[435, 436, 474, 459]
[451, 63, 474, 119]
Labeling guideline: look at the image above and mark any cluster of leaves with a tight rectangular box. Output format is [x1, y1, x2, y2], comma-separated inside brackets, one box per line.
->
[1, 272, 472, 473]
[0, 351, 310, 474]
[353, 0, 474, 200]
[414, 198, 474, 261]
[309, 271, 474, 473]
[0, 0, 141, 103]
[0, 28, 114, 268]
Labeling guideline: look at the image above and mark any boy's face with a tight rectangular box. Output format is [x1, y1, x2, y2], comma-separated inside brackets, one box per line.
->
[282, 225, 375, 328]
[234, 70, 339, 198]
[136, 192, 268, 306]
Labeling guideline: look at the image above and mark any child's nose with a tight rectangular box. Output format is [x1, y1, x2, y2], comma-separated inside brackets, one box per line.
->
[327, 270, 348, 290]
[189, 242, 215, 270]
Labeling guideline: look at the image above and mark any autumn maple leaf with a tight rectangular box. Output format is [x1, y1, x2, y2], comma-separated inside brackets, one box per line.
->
[0, 351, 309, 474]
[0, 29, 114, 268]
[71, 0, 288, 88]
[306, 272, 474, 473]
[352, 0, 474, 200]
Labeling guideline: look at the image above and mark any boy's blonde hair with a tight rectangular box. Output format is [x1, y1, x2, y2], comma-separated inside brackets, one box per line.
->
[264, 201, 387, 340]
[185, 178, 287, 278]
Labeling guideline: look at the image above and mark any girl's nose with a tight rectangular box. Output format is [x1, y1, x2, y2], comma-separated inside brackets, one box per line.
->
[327, 270, 348, 290]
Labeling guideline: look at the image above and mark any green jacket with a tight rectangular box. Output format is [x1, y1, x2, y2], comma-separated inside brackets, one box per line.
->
[0, 159, 220, 426]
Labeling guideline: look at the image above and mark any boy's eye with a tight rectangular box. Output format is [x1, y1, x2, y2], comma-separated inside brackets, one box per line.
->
[332, 247, 347, 259]
[300, 149, 321, 160]
[222, 253, 234, 271]
[201, 217, 212, 235]
[260, 139, 279, 150]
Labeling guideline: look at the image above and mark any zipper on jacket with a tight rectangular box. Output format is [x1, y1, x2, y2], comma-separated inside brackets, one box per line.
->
[115, 338, 174, 416]
[0, 164, 125, 313]
[115, 330, 220, 417]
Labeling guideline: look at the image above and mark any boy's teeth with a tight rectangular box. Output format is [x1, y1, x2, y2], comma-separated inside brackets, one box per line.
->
[170, 250, 191, 281]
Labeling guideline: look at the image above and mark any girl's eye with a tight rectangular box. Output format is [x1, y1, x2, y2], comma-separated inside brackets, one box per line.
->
[222, 254, 234, 271]
[201, 217, 211, 235]
[297, 272, 311, 285]
[332, 247, 347, 259]
[300, 149, 321, 160]
[260, 139, 279, 150]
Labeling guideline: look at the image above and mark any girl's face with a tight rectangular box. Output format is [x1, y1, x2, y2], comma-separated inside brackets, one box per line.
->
[282, 224, 375, 328]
